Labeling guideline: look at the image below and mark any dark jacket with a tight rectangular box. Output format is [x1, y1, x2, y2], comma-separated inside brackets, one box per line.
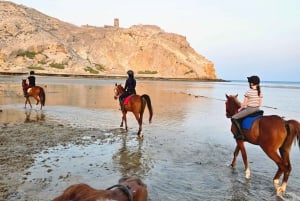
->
[28, 75, 36, 87]
[124, 77, 136, 95]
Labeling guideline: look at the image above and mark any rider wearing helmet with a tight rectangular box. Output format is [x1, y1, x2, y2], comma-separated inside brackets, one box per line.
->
[231, 75, 263, 140]
[119, 70, 137, 110]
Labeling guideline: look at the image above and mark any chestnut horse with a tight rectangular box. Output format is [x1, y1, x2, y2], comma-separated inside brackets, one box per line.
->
[52, 176, 148, 201]
[225, 94, 300, 194]
[22, 79, 46, 110]
[114, 83, 153, 138]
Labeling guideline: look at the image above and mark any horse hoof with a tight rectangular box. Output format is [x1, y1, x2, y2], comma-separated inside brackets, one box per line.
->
[276, 187, 284, 195]
[275, 182, 286, 195]
[138, 134, 144, 139]
[245, 168, 251, 179]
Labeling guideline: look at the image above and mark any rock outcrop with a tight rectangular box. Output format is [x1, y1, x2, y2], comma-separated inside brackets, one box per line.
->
[0, 1, 217, 79]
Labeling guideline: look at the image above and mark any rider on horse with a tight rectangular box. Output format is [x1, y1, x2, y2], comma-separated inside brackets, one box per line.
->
[231, 75, 263, 140]
[119, 70, 136, 111]
[23, 71, 36, 97]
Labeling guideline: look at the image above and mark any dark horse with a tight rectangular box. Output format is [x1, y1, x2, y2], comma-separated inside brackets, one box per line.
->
[114, 83, 153, 138]
[225, 94, 300, 194]
[22, 79, 46, 110]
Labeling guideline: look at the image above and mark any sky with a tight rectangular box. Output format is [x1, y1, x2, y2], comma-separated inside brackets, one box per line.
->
[6, 0, 300, 81]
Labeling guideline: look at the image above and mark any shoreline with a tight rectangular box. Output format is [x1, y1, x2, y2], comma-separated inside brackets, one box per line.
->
[0, 71, 228, 82]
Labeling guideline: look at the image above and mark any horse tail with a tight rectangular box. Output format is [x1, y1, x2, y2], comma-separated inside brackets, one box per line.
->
[39, 87, 46, 106]
[141, 94, 153, 123]
[286, 119, 300, 149]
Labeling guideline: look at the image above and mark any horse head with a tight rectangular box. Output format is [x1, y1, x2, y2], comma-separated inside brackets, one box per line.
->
[22, 79, 28, 88]
[52, 176, 148, 201]
[114, 83, 124, 99]
[225, 94, 241, 118]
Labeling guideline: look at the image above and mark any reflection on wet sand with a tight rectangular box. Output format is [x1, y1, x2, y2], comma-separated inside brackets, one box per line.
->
[112, 134, 151, 178]
[24, 109, 45, 123]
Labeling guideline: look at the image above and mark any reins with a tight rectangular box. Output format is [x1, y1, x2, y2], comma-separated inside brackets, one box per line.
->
[106, 184, 133, 201]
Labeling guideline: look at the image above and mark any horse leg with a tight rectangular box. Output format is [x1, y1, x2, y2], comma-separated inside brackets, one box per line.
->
[136, 100, 147, 138]
[24, 98, 27, 108]
[120, 115, 123, 127]
[262, 147, 286, 194]
[237, 141, 250, 179]
[133, 112, 142, 137]
[121, 111, 128, 131]
[38, 94, 42, 110]
[231, 145, 240, 168]
[273, 145, 292, 194]
[25, 97, 32, 108]
[35, 96, 40, 109]
[31, 95, 41, 110]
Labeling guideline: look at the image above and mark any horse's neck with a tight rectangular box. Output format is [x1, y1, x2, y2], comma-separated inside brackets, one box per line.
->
[233, 98, 241, 110]
[119, 87, 125, 94]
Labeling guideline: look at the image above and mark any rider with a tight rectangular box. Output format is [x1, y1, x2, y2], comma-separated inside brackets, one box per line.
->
[231, 75, 263, 140]
[119, 70, 136, 111]
[28, 70, 36, 87]
[23, 71, 36, 96]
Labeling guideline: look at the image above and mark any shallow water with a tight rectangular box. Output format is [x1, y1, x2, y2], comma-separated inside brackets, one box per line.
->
[1, 76, 300, 200]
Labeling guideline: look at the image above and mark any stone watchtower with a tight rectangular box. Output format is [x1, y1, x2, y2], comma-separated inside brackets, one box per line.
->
[114, 18, 119, 28]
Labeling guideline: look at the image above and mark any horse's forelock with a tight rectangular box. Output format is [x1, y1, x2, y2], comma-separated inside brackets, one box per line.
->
[226, 95, 239, 105]
[226, 95, 241, 116]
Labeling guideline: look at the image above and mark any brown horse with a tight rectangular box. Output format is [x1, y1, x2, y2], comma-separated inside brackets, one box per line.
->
[22, 79, 46, 110]
[114, 83, 153, 138]
[225, 94, 300, 194]
[52, 176, 148, 201]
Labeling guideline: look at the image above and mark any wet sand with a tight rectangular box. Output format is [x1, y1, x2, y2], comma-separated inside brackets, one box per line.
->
[1, 76, 300, 201]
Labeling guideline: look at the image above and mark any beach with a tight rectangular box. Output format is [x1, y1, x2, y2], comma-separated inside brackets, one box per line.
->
[1, 76, 300, 201]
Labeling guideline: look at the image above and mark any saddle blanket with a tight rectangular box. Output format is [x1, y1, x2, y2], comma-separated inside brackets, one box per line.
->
[241, 110, 264, 130]
[123, 96, 131, 105]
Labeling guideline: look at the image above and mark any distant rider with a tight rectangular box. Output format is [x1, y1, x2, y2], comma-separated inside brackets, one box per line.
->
[119, 70, 136, 110]
[23, 71, 36, 96]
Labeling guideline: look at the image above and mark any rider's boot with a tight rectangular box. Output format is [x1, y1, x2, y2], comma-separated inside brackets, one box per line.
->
[231, 118, 245, 140]
[119, 99, 124, 111]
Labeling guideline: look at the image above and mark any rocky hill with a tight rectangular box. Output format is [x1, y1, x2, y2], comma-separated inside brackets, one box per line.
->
[0, 1, 217, 80]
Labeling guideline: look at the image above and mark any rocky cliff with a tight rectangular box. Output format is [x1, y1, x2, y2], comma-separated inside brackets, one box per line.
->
[0, 1, 217, 80]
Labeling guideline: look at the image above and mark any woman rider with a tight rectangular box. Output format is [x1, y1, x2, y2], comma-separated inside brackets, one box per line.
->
[119, 70, 136, 110]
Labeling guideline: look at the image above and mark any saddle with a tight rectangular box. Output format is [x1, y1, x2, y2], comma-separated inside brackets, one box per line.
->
[240, 110, 264, 130]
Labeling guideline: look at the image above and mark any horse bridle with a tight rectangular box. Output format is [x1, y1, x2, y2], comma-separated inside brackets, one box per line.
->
[106, 184, 133, 201]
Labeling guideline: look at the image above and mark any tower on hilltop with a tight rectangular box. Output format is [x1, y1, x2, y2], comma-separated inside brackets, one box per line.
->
[114, 18, 119, 28]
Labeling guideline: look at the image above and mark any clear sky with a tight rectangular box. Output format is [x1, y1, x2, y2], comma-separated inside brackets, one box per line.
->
[6, 0, 300, 81]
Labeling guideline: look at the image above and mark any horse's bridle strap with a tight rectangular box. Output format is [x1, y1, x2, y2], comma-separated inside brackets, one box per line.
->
[106, 184, 133, 201]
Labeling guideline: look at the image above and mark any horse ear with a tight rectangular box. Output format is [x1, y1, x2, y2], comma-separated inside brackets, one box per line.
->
[115, 83, 117, 86]
[225, 94, 229, 98]
[235, 94, 238, 97]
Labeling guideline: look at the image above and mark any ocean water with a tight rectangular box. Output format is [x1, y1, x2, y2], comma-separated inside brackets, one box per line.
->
[1, 76, 300, 201]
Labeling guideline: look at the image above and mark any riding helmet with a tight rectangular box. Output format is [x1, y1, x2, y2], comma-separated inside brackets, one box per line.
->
[30, 70, 35, 75]
[247, 75, 260, 85]
[127, 70, 134, 76]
